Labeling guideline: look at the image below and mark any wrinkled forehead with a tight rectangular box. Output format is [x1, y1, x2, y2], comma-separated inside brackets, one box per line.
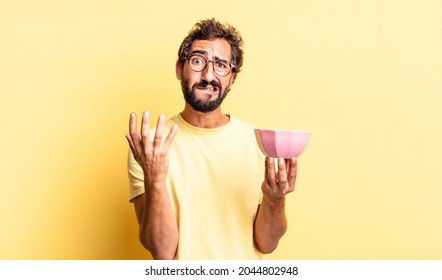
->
[189, 39, 232, 61]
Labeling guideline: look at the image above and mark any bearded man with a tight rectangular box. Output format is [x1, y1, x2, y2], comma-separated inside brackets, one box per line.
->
[126, 18, 298, 260]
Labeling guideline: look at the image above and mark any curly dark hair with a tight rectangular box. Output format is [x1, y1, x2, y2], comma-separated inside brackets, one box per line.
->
[177, 18, 244, 74]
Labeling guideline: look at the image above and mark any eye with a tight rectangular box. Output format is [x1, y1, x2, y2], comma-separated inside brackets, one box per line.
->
[215, 60, 228, 69]
[190, 56, 205, 65]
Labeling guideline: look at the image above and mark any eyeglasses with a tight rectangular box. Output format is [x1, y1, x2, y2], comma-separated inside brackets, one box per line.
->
[186, 54, 236, 77]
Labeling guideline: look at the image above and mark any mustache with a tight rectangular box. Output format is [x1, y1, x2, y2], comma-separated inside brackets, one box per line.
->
[195, 80, 221, 88]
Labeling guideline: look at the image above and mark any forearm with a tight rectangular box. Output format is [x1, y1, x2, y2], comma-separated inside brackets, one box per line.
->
[137, 182, 178, 260]
[127, 112, 179, 259]
[254, 197, 287, 254]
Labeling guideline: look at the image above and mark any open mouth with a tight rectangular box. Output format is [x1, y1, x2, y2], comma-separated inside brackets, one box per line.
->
[196, 85, 219, 95]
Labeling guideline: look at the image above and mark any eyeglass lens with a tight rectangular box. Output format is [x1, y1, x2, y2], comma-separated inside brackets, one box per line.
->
[188, 54, 232, 76]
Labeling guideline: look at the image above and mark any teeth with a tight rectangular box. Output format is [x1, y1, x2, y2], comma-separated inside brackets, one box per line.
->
[198, 87, 215, 91]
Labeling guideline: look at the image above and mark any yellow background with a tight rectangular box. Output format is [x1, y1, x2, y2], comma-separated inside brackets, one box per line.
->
[1, 0, 441, 259]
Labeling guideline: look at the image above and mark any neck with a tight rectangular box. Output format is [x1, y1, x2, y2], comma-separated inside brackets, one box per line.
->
[181, 104, 230, 128]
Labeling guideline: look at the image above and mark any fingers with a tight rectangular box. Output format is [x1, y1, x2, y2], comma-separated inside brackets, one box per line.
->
[277, 158, 288, 191]
[163, 124, 178, 151]
[264, 157, 297, 195]
[128, 112, 138, 140]
[287, 157, 297, 189]
[126, 112, 177, 154]
[140, 111, 151, 152]
[128, 112, 143, 155]
[153, 114, 165, 149]
[125, 133, 135, 152]
[266, 157, 276, 190]
[140, 111, 150, 141]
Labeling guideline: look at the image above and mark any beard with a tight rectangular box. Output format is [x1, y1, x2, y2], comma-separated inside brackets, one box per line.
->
[181, 79, 230, 113]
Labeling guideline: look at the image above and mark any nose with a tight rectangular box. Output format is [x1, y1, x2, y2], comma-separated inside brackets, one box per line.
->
[201, 60, 216, 81]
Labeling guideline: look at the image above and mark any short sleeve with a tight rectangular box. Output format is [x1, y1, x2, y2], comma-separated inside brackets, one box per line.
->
[127, 148, 145, 202]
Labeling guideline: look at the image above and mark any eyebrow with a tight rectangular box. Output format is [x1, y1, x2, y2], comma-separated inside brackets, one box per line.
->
[190, 50, 229, 63]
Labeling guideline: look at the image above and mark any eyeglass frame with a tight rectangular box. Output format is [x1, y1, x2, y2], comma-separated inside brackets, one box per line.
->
[184, 53, 237, 77]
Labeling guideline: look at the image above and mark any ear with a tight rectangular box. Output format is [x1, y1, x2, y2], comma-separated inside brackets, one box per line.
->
[176, 60, 183, 80]
[229, 73, 237, 84]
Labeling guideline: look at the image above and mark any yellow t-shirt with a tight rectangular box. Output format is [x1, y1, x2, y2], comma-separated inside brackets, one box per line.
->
[128, 114, 266, 259]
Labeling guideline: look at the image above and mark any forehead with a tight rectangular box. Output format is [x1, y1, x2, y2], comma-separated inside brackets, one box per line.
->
[189, 39, 232, 60]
